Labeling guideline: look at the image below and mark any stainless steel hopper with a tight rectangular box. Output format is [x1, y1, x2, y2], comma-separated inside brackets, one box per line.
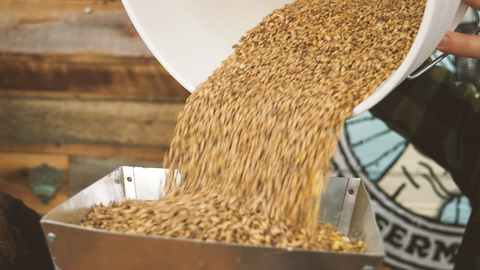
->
[41, 166, 384, 270]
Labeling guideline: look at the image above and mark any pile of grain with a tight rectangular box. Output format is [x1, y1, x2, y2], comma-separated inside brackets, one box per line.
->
[82, 191, 364, 252]
[82, 0, 426, 252]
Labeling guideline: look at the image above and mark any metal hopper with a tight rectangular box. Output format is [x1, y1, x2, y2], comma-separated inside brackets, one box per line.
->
[41, 166, 384, 270]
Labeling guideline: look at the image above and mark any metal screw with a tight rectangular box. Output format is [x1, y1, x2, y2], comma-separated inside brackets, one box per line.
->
[348, 189, 355, 195]
[47, 232, 56, 242]
[127, 177, 132, 182]
[84, 7, 91, 14]
[362, 266, 374, 270]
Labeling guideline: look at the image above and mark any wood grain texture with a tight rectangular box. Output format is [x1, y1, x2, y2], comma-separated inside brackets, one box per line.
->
[69, 156, 160, 196]
[0, 152, 69, 216]
[0, 0, 149, 56]
[0, 141, 166, 161]
[0, 52, 191, 101]
[0, 97, 184, 147]
[0, 0, 191, 101]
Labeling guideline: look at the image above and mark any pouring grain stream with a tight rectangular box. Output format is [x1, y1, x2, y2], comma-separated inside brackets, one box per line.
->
[82, 0, 427, 252]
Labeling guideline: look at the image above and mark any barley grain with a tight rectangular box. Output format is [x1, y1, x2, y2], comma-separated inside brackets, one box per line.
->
[83, 0, 426, 253]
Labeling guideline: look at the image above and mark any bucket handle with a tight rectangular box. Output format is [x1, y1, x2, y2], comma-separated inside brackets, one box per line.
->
[407, 26, 480, 80]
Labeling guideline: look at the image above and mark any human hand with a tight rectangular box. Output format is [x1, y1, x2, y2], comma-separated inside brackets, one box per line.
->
[437, 0, 480, 59]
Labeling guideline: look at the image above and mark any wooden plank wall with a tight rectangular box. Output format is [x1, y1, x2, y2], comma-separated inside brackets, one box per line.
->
[0, 0, 190, 215]
[1, 1, 396, 268]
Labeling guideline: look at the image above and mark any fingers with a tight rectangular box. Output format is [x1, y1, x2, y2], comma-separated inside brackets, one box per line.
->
[436, 31, 480, 59]
[435, 0, 480, 59]
[462, 0, 480, 11]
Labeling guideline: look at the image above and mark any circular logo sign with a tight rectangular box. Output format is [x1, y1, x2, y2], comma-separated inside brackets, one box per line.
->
[332, 112, 470, 270]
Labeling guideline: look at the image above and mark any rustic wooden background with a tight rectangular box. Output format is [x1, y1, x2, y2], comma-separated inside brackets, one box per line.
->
[0, 0, 190, 215]
[0, 1, 394, 269]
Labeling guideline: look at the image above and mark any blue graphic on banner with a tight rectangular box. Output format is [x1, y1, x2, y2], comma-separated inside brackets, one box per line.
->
[331, 9, 480, 270]
[334, 111, 472, 269]
[345, 112, 406, 182]
[343, 111, 472, 226]
[440, 196, 472, 225]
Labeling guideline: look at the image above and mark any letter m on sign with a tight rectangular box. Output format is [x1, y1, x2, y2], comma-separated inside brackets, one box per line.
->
[433, 241, 459, 264]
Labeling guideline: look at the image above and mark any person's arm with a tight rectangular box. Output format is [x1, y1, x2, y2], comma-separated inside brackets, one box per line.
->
[437, 0, 480, 59]
[370, 64, 480, 204]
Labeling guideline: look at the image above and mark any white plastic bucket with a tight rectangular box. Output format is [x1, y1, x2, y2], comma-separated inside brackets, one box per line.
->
[122, 0, 468, 118]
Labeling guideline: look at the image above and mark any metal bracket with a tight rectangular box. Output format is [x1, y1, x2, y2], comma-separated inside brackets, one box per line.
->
[407, 26, 480, 80]
[337, 178, 361, 236]
[122, 167, 136, 200]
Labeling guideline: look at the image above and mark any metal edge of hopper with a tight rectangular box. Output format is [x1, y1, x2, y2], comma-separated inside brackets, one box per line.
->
[348, 180, 385, 256]
[122, 166, 136, 200]
[40, 166, 384, 270]
[41, 167, 125, 225]
[337, 178, 361, 236]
